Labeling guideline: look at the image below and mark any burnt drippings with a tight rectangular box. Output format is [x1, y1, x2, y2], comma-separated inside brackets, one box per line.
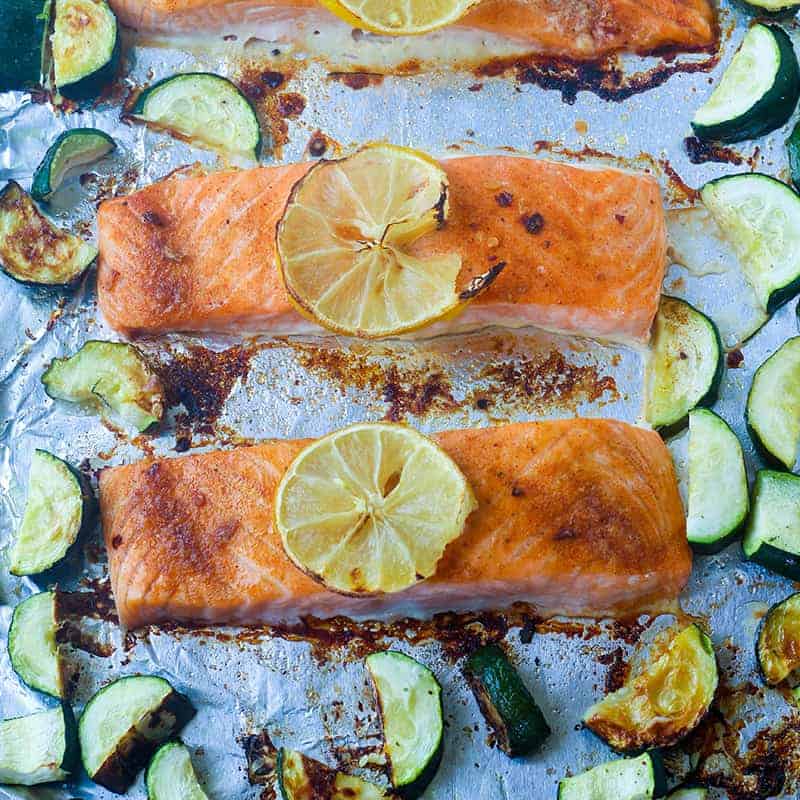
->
[156, 344, 255, 435]
[383, 366, 456, 422]
[57, 620, 116, 658]
[727, 349, 744, 369]
[307, 130, 329, 158]
[478, 48, 718, 104]
[597, 646, 629, 693]
[58, 578, 119, 623]
[244, 730, 279, 785]
[329, 72, 385, 90]
[684, 136, 744, 166]
[472, 350, 618, 412]
[277, 92, 306, 118]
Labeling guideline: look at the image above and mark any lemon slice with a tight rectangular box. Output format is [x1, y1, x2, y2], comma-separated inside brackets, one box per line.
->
[319, 0, 481, 36]
[277, 144, 465, 339]
[275, 423, 477, 595]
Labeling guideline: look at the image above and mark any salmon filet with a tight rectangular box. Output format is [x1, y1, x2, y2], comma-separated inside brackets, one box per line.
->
[99, 419, 690, 629]
[109, 0, 716, 61]
[97, 156, 667, 342]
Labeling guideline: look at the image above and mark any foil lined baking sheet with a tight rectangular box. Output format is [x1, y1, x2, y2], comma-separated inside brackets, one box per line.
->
[1, 2, 800, 798]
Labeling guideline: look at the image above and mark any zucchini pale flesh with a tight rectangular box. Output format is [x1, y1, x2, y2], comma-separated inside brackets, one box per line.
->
[736, 0, 800, 15]
[0, 705, 78, 786]
[0, 0, 51, 92]
[644, 296, 723, 431]
[757, 593, 800, 688]
[743, 470, 800, 580]
[42, 340, 165, 432]
[687, 409, 749, 553]
[747, 337, 800, 470]
[132, 72, 262, 161]
[557, 752, 666, 800]
[79, 675, 195, 794]
[0, 181, 97, 286]
[463, 644, 551, 757]
[366, 651, 443, 799]
[8, 591, 65, 698]
[9, 449, 92, 576]
[32, 128, 116, 201]
[278, 748, 390, 800]
[701, 173, 800, 315]
[692, 24, 800, 143]
[146, 741, 208, 800]
[52, 0, 119, 99]
[584, 624, 717, 753]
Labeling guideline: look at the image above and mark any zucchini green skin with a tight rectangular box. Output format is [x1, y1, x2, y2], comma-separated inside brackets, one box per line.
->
[131, 72, 262, 161]
[756, 592, 800, 687]
[366, 651, 443, 800]
[787, 121, 800, 191]
[700, 174, 800, 316]
[32, 128, 116, 201]
[0, 704, 79, 786]
[691, 25, 800, 143]
[146, 741, 208, 800]
[733, 0, 800, 17]
[79, 675, 196, 794]
[746, 337, 800, 470]
[0, 0, 51, 92]
[463, 644, 551, 757]
[557, 752, 667, 799]
[8, 591, 65, 698]
[0, 181, 98, 287]
[9, 450, 95, 577]
[687, 409, 750, 554]
[53, 0, 120, 100]
[743, 470, 800, 581]
[645, 296, 724, 433]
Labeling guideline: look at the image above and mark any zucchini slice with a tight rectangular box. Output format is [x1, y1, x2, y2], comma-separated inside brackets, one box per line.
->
[131, 73, 262, 161]
[757, 592, 800, 688]
[79, 675, 195, 794]
[743, 470, 800, 580]
[9, 449, 92, 576]
[8, 591, 65, 698]
[365, 651, 443, 799]
[584, 624, 718, 753]
[557, 752, 667, 800]
[463, 644, 551, 757]
[277, 748, 390, 800]
[52, 0, 119, 99]
[736, 0, 800, 16]
[701, 173, 800, 315]
[42, 340, 165, 432]
[0, 0, 51, 92]
[787, 121, 800, 190]
[668, 791, 707, 800]
[691, 24, 800, 143]
[687, 409, 749, 553]
[32, 128, 116, 202]
[644, 296, 723, 431]
[0, 181, 97, 286]
[146, 741, 208, 800]
[746, 337, 800, 470]
[0, 705, 78, 786]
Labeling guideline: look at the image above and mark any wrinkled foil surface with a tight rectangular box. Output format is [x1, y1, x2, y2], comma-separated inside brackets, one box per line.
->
[1, 2, 800, 798]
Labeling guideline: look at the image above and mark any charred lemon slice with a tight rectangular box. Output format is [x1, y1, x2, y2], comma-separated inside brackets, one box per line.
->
[319, 0, 481, 36]
[277, 144, 465, 339]
[583, 624, 718, 753]
[275, 423, 476, 595]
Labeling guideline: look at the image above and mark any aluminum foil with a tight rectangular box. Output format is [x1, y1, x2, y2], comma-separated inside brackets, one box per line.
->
[1, 2, 800, 798]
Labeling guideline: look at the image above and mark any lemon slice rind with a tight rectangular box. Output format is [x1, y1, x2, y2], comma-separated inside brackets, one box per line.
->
[319, 0, 482, 36]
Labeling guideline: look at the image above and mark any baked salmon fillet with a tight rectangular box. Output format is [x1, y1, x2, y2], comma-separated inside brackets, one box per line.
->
[99, 419, 690, 629]
[110, 0, 716, 61]
[97, 156, 667, 342]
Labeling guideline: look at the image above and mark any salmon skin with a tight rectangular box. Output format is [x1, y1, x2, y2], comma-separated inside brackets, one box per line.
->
[110, 0, 716, 61]
[99, 419, 690, 630]
[97, 156, 667, 343]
